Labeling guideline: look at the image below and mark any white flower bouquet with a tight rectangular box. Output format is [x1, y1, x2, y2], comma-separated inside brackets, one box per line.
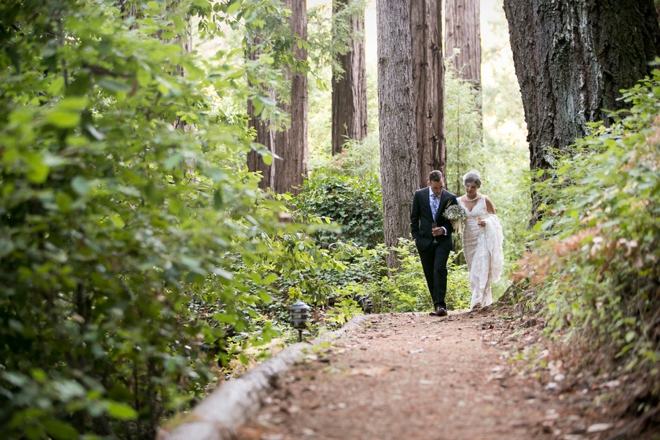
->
[444, 203, 466, 221]
[444, 203, 466, 234]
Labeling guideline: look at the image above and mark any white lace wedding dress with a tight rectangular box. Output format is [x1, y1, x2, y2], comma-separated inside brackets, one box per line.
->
[458, 196, 504, 310]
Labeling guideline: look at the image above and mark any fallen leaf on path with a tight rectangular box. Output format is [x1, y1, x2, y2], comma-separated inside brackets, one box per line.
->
[586, 423, 613, 433]
[349, 366, 389, 377]
[601, 380, 620, 389]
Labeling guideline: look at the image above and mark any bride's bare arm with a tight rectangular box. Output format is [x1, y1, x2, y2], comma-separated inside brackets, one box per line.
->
[485, 197, 497, 215]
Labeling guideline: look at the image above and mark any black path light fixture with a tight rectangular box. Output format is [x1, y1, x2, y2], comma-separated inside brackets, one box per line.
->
[289, 300, 311, 342]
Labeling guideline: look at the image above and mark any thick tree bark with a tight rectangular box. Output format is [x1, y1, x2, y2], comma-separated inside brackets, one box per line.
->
[503, 0, 660, 221]
[246, 39, 276, 191]
[274, 0, 308, 195]
[247, 94, 276, 191]
[411, 0, 445, 189]
[445, 0, 481, 89]
[331, 0, 368, 155]
[378, 0, 419, 268]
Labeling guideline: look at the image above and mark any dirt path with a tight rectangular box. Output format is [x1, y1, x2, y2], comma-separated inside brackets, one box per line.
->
[235, 309, 621, 440]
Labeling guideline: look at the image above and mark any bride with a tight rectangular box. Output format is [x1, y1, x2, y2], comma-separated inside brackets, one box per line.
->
[457, 170, 504, 310]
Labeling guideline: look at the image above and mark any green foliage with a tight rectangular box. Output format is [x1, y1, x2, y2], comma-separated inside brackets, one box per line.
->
[446, 58, 530, 269]
[307, 0, 366, 77]
[521, 68, 660, 398]
[445, 66, 484, 196]
[312, 134, 381, 178]
[292, 173, 383, 248]
[307, 59, 379, 174]
[0, 0, 293, 437]
[349, 240, 471, 312]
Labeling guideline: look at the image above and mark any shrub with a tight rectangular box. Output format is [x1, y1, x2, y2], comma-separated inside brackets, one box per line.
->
[292, 173, 383, 248]
[0, 0, 289, 438]
[516, 67, 660, 410]
[357, 240, 471, 312]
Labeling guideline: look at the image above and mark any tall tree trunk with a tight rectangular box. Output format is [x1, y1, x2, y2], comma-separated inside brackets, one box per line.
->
[274, 0, 308, 195]
[247, 93, 276, 191]
[246, 36, 276, 191]
[411, 0, 445, 189]
[378, 0, 419, 268]
[445, 0, 481, 89]
[504, 0, 660, 223]
[331, 0, 368, 155]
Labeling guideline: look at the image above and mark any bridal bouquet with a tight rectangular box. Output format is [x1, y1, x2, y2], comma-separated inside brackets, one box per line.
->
[444, 203, 466, 221]
[444, 203, 466, 234]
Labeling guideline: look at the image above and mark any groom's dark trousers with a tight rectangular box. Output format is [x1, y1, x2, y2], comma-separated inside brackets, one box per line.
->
[410, 187, 457, 310]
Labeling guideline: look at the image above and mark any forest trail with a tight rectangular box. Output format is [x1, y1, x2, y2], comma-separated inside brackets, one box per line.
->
[234, 310, 621, 440]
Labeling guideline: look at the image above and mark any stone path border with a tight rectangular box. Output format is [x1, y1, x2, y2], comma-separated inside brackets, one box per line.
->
[157, 315, 369, 440]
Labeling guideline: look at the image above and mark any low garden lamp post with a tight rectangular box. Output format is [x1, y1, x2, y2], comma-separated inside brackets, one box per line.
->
[289, 300, 311, 342]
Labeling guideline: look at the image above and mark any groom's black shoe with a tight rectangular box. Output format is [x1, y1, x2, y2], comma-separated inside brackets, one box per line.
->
[429, 309, 438, 316]
[436, 307, 448, 317]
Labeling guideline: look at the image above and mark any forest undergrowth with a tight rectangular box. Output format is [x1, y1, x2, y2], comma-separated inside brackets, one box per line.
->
[509, 69, 660, 437]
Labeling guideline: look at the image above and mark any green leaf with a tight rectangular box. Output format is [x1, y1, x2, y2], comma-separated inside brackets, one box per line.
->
[98, 78, 131, 93]
[66, 72, 91, 97]
[137, 68, 152, 87]
[56, 192, 73, 212]
[84, 123, 106, 140]
[212, 313, 236, 324]
[164, 153, 183, 170]
[239, 353, 249, 365]
[71, 176, 90, 196]
[25, 154, 49, 183]
[213, 189, 223, 210]
[227, 0, 241, 14]
[0, 238, 15, 258]
[263, 273, 278, 284]
[212, 267, 234, 280]
[262, 153, 273, 166]
[110, 214, 125, 229]
[43, 420, 78, 440]
[251, 97, 263, 116]
[168, 197, 185, 215]
[48, 77, 65, 95]
[105, 401, 138, 420]
[59, 97, 89, 111]
[2, 371, 29, 387]
[45, 110, 80, 128]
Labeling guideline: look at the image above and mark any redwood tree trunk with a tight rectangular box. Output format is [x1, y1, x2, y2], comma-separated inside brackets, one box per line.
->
[247, 93, 276, 191]
[275, 0, 308, 195]
[445, 0, 481, 88]
[246, 39, 276, 191]
[411, 0, 445, 188]
[503, 0, 660, 220]
[331, 0, 368, 155]
[378, 0, 419, 268]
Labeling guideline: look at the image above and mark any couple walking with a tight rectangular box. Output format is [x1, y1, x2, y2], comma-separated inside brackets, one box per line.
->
[410, 170, 504, 315]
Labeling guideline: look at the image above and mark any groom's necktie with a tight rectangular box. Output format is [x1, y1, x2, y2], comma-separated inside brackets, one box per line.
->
[431, 194, 440, 219]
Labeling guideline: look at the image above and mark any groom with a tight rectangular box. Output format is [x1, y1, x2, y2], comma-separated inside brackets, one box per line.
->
[410, 170, 458, 316]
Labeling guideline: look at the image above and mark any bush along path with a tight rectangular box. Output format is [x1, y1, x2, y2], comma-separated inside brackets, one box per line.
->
[231, 308, 649, 440]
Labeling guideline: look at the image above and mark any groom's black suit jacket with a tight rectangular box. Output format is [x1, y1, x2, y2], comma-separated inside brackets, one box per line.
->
[410, 187, 457, 251]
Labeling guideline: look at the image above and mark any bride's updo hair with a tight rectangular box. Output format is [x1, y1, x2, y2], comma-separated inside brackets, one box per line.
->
[463, 170, 482, 187]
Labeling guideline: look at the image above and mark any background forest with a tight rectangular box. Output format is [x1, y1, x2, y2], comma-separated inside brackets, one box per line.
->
[1, 0, 659, 438]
